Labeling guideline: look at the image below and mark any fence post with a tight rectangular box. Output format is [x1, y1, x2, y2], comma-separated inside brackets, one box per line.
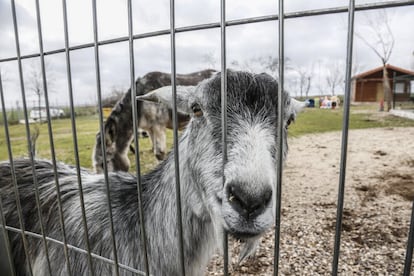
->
[332, 0, 355, 274]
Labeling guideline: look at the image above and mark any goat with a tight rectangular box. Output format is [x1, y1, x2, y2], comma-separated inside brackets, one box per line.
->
[92, 69, 216, 174]
[0, 70, 305, 275]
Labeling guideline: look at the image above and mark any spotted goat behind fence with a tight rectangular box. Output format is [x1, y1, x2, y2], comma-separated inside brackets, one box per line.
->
[0, 70, 305, 275]
[92, 69, 216, 173]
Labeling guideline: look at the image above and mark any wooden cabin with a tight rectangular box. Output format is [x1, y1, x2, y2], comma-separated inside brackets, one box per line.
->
[351, 64, 414, 103]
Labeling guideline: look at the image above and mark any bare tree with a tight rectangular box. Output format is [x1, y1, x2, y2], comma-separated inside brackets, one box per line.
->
[230, 55, 291, 81]
[202, 51, 218, 69]
[259, 55, 294, 80]
[293, 65, 313, 98]
[30, 125, 40, 157]
[257, 55, 279, 79]
[313, 59, 327, 95]
[285, 77, 299, 97]
[352, 63, 365, 77]
[26, 60, 55, 121]
[229, 58, 258, 75]
[0, 68, 9, 83]
[325, 61, 345, 96]
[356, 10, 394, 111]
[102, 86, 127, 107]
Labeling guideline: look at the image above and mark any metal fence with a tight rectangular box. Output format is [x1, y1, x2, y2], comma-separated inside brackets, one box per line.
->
[0, 0, 414, 275]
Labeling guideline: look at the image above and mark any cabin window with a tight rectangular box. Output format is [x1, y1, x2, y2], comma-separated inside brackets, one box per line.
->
[395, 82, 405, 93]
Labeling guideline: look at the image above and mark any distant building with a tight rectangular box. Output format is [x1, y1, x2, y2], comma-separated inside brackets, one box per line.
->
[29, 106, 65, 122]
[351, 64, 414, 103]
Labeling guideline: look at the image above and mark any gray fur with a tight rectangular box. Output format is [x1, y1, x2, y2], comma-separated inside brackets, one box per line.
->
[92, 70, 216, 173]
[0, 70, 301, 275]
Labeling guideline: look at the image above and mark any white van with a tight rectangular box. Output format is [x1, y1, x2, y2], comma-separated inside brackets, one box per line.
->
[30, 107, 65, 121]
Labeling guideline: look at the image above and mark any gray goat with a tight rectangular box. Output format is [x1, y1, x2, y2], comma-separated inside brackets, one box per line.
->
[92, 69, 215, 174]
[0, 70, 304, 275]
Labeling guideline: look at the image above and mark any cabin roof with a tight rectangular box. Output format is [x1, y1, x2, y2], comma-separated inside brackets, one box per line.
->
[352, 64, 414, 80]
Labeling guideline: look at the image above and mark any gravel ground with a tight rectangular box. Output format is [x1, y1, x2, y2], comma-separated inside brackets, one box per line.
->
[206, 127, 414, 275]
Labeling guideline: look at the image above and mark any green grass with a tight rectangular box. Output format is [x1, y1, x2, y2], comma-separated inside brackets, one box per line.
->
[288, 107, 414, 137]
[0, 115, 173, 173]
[1, 105, 414, 173]
[0, 116, 100, 168]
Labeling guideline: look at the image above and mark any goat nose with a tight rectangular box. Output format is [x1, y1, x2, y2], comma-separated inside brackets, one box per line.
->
[226, 182, 272, 219]
[155, 151, 166, 161]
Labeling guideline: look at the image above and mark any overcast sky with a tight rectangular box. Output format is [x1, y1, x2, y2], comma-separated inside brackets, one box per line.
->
[0, 0, 413, 108]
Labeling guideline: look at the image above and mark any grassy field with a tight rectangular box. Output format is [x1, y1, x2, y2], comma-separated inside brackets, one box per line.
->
[1, 106, 414, 173]
[0, 114, 171, 173]
[288, 106, 414, 137]
[0, 116, 100, 168]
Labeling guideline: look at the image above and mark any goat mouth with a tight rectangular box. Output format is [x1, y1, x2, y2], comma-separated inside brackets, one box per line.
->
[225, 222, 264, 239]
[227, 229, 261, 239]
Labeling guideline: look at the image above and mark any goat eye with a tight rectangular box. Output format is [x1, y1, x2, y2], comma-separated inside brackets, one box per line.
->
[191, 103, 203, 117]
[286, 114, 294, 129]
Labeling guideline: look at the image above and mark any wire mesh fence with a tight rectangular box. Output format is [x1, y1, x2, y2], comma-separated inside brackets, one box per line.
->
[0, 0, 414, 275]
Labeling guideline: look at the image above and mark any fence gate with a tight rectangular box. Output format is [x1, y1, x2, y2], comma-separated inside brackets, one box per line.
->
[1, 0, 414, 275]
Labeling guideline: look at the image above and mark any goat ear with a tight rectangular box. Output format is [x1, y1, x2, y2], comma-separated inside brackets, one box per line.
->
[136, 85, 195, 114]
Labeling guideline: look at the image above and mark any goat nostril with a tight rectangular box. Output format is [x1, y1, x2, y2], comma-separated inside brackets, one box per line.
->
[263, 190, 272, 206]
[226, 182, 272, 219]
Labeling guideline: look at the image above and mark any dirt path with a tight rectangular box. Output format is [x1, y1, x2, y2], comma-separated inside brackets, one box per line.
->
[207, 127, 414, 275]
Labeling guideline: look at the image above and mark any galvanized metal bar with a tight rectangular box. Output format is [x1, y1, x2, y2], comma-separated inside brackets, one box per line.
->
[0, 224, 147, 276]
[0, 1, 411, 275]
[127, 0, 150, 274]
[33, 1, 72, 274]
[9, 0, 53, 274]
[281, 0, 413, 19]
[169, 0, 186, 275]
[331, 0, 355, 275]
[273, 0, 284, 275]
[0, 79, 17, 276]
[1, 0, 413, 64]
[220, 0, 229, 274]
[0, 199, 15, 276]
[0, 76, 34, 276]
[403, 201, 414, 276]
[91, 0, 120, 275]
[61, 0, 95, 274]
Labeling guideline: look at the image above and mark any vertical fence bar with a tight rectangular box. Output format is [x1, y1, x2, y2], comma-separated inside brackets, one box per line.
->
[61, 0, 95, 274]
[1, 73, 33, 276]
[220, 0, 229, 274]
[403, 201, 414, 275]
[0, 198, 15, 276]
[0, 77, 17, 276]
[169, 0, 186, 275]
[9, 0, 53, 274]
[127, 0, 150, 274]
[273, 0, 284, 275]
[33, 1, 72, 274]
[331, 0, 355, 275]
[2, 1, 412, 275]
[91, 1, 120, 275]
